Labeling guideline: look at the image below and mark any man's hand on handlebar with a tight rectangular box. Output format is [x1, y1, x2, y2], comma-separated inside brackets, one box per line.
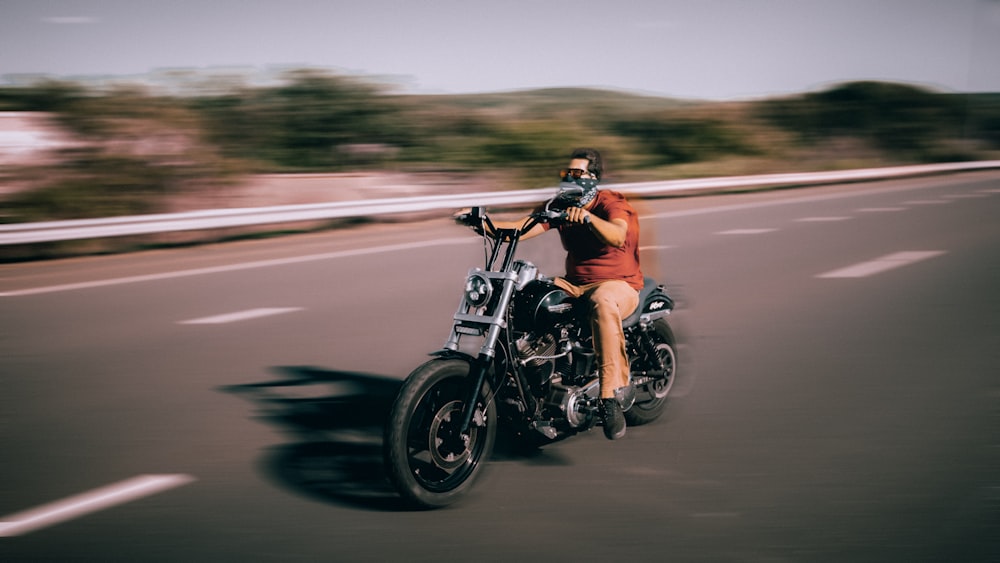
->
[532, 206, 590, 225]
[562, 206, 592, 225]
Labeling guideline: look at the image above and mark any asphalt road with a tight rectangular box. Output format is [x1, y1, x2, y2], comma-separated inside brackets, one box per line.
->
[1, 171, 998, 562]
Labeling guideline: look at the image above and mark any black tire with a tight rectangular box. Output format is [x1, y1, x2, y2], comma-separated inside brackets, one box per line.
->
[625, 318, 678, 426]
[383, 358, 496, 509]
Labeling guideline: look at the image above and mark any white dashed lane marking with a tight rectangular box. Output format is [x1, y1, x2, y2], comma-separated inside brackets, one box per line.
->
[0, 474, 195, 537]
[943, 193, 989, 199]
[179, 307, 303, 325]
[817, 251, 946, 279]
[795, 216, 851, 222]
[857, 207, 906, 213]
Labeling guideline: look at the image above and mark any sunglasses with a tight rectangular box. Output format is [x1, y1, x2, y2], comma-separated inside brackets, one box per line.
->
[560, 168, 590, 180]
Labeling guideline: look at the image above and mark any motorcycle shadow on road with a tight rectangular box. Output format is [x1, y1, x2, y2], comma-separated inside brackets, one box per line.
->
[222, 365, 568, 512]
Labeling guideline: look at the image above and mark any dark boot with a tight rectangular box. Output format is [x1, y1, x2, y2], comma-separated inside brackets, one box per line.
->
[599, 398, 626, 440]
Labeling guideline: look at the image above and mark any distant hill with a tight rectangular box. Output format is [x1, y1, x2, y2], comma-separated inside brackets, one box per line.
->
[399, 86, 694, 113]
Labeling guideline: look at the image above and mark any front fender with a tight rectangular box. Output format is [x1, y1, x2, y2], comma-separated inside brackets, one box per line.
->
[430, 348, 509, 392]
[429, 349, 476, 364]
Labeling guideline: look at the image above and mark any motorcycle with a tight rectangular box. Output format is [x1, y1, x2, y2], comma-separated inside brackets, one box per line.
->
[382, 191, 678, 508]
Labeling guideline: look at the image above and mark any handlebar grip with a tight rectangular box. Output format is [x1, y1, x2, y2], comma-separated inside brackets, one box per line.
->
[531, 210, 568, 224]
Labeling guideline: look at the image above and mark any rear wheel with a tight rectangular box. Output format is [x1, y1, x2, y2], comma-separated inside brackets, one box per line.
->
[625, 318, 677, 426]
[383, 358, 496, 509]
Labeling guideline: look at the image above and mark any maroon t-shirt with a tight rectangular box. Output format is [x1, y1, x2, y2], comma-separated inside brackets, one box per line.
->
[544, 190, 643, 290]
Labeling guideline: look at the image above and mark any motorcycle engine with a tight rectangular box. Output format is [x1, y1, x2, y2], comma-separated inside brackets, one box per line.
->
[514, 332, 560, 389]
[511, 280, 601, 430]
[514, 330, 600, 429]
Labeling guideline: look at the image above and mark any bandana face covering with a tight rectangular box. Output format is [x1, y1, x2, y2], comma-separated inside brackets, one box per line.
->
[554, 177, 599, 209]
[573, 177, 599, 207]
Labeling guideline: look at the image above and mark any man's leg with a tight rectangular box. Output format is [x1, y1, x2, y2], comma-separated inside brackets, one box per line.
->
[553, 278, 639, 440]
[587, 281, 640, 399]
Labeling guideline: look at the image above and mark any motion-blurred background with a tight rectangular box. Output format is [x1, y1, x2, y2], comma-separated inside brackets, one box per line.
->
[2, 1, 999, 251]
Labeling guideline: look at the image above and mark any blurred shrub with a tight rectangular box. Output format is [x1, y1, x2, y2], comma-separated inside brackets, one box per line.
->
[608, 112, 756, 165]
[5, 149, 176, 220]
[474, 122, 580, 175]
[1, 83, 241, 222]
[192, 70, 411, 171]
[0, 79, 89, 113]
[758, 81, 985, 160]
[963, 93, 1000, 149]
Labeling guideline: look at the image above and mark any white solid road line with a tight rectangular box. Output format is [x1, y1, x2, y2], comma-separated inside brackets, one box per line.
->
[817, 251, 946, 279]
[179, 307, 303, 325]
[0, 474, 195, 537]
[0, 237, 471, 297]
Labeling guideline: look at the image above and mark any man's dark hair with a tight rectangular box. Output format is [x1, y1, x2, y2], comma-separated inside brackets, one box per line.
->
[570, 147, 603, 179]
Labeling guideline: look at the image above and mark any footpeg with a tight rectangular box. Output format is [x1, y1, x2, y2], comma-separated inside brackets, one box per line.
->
[531, 421, 558, 439]
[615, 384, 636, 411]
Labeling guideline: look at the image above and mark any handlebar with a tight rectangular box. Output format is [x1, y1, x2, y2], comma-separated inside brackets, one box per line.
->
[455, 203, 573, 271]
[456, 202, 572, 241]
[455, 206, 492, 235]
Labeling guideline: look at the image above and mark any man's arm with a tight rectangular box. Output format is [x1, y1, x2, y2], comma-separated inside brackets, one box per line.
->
[564, 207, 628, 248]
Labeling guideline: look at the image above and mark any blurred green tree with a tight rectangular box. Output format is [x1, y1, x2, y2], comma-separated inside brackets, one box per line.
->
[609, 114, 754, 165]
[195, 70, 409, 170]
[759, 81, 971, 159]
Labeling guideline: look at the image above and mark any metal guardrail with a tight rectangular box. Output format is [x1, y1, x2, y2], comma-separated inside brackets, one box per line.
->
[3, 161, 999, 245]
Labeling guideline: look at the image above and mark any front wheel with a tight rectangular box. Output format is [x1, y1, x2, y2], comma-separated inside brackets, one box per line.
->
[625, 318, 678, 426]
[383, 358, 496, 509]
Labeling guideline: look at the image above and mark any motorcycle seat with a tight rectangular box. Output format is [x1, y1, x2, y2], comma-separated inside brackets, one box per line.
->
[621, 277, 664, 328]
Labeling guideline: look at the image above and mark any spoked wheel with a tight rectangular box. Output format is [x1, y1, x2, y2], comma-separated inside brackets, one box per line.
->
[625, 318, 678, 426]
[383, 358, 496, 509]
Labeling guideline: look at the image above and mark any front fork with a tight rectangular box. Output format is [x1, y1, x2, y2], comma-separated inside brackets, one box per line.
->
[453, 275, 517, 434]
[458, 354, 491, 433]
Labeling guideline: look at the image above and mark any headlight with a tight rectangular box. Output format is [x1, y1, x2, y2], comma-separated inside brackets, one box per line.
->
[464, 273, 493, 307]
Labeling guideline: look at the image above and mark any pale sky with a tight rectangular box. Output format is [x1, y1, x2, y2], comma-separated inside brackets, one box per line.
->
[1, 0, 998, 100]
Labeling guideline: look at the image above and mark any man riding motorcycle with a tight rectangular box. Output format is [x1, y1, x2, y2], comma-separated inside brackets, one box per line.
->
[484, 148, 642, 440]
